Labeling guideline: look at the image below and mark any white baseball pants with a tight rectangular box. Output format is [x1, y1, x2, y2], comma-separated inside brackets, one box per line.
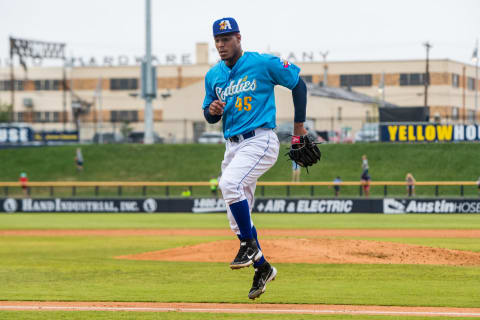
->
[218, 128, 280, 235]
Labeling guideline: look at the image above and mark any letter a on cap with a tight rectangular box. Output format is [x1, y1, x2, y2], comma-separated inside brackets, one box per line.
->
[219, 20, 232, 30]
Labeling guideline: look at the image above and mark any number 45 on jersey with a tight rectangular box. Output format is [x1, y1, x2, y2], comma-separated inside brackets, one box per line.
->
[235, 96, 252, 111]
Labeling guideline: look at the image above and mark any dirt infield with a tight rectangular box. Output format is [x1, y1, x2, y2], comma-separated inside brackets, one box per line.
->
[4, 228, 480, 266]
[1, 301, 480, 317]
[117, 238, 480, 266]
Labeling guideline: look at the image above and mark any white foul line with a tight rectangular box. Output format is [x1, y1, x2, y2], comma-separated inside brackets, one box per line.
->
[1, 305, 480, 317]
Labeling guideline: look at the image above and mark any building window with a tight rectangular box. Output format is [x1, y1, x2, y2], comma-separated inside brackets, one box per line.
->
[0, 80, 24, 91]
[468, 110, 476, 122]
[337, 107, 342, 121]
[301, 75, 312, 83]
[34, 79, 61, 91]
[110, 110, 138, 122]
[340, 74, 372, 87]
[15, 112, 25, 122]
[53, 112, 60, 122]
[452, 73, 459, 88]
[451, 107, 459, 120]
[400, 73, 426, 86]
[33, 112, 43, 122]
[467, 77, 476, 91]
[110, 78, 138, 90]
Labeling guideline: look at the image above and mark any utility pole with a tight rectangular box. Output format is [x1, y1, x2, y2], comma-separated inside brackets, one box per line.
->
[9, 38, 15, 123]
[423, 42, 432, 108]
[320, 51, 329, 86]
[473, 38, 479, 116]
[62, 59, 67, 131]
[379, 72, 385, 102]
[95, 77, 103, 144]
[143, 0, 154, 144]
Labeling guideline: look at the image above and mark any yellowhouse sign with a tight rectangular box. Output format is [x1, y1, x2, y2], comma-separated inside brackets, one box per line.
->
[380, 124, 480, 142]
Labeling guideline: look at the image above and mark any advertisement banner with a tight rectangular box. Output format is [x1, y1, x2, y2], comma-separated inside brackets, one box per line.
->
[2, 198, 479, 214]
[0, 126, 34, 144]
[380, 124, 480, 142]
[383, 198, 480, 214]
[33, 131, 79, 143]
[0, 127, 79, 144]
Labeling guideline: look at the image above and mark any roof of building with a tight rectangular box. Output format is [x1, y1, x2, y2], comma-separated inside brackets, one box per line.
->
[307, 83, 398, 108]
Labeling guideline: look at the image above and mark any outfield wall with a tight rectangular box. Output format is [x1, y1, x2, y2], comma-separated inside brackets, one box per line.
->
[1, 197, 480, 214]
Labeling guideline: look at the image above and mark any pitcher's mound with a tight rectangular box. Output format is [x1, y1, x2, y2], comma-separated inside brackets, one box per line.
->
[117, 238, 480, 266]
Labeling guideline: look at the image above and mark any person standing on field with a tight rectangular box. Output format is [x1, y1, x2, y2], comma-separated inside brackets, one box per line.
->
[75, 148, 84, 171]
[405, 173, 416, 197]
[360, 154, 371, 197]
[202, 17, 308, 300]
[291, 160, 301, 182]
[19, 172, 28, 197]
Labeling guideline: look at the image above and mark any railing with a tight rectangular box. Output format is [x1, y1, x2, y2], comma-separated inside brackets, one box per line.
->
[0, 181, 478, 198]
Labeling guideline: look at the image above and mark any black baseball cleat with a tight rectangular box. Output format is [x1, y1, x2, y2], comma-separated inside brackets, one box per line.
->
[230, 239, 262, 269]
[248, 261, 277, 300]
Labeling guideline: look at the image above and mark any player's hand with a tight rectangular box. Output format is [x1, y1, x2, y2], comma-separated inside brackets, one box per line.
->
[209, 100, 225, 116]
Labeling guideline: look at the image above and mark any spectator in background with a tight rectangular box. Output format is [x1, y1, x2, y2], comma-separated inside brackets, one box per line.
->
[477, 176, 480, 197]
[75, 148, 84, 171]
[360, 155, 371, 197]
[209, 176, 219, 197]
[406, 173, 416, 197]
[181, 188, 192, 197]
[291, 160, 301, 182]
[19, 172, 28, 197]
[333, 176, 342, 197]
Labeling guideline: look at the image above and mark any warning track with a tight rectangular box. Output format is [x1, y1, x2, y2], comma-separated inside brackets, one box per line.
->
[1, 301, 480, 317]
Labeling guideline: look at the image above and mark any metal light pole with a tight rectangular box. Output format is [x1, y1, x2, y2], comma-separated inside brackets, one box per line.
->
[143, 0, 154, 144]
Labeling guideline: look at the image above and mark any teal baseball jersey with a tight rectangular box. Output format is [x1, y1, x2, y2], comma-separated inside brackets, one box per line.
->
[203, 52, 300, 138]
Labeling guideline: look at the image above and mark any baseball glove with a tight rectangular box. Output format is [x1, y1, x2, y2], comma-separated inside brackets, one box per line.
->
[287, 135, 321, 171]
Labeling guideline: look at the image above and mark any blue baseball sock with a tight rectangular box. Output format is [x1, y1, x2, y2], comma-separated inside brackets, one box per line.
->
[252, 225, 266, 267]
[229, 199, 253, 239]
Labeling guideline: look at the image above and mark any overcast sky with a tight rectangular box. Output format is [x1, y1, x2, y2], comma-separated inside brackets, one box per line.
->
[1, 0, 479, 67]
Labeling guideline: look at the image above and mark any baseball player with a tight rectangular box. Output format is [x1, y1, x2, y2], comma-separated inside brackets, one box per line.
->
[202, 17, 308, 299]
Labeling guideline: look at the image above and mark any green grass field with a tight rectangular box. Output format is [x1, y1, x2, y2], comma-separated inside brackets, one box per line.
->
[1, 143, 480, 197]
[1, 213, 480, 320]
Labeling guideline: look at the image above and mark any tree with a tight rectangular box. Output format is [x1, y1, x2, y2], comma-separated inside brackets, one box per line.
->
[0, 103, 13, 123]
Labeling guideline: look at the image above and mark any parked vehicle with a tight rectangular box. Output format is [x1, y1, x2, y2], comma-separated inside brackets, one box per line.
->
[127, 131, 164, 143]
[92, 132, 125, 144]
[198, 131, 224, 144]
[275, 120, 319, 143]
[354, 123, 380, 142]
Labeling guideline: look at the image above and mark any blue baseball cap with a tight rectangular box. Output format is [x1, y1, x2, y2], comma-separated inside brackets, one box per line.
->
[212, 17, 239, 37]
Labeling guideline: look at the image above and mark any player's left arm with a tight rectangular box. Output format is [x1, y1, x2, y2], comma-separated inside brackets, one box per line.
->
[292, 78, 308, 136]
[263, 54, 307, 135]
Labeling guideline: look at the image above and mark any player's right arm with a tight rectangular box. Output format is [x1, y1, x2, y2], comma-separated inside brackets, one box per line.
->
[202, 73, 224, 124]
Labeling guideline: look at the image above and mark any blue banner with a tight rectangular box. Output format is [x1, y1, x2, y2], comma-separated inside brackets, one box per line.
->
[0, 126, 34, 144]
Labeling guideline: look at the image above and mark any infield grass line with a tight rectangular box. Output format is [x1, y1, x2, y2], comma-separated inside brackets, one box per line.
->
[1, 213, 480, 229]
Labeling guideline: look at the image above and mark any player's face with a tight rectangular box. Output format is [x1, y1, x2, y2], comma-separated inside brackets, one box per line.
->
[214, 33, 241, 61]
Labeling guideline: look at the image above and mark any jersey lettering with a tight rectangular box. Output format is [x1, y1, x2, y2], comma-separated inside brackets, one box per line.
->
[216, 76, 257, 101]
